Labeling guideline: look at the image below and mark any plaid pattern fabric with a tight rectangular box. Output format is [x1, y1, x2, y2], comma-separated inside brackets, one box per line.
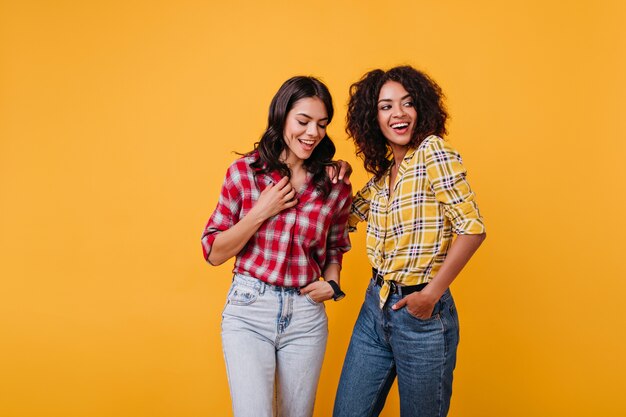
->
[202, 152, 352, 287]
[349, 135, 485, 307]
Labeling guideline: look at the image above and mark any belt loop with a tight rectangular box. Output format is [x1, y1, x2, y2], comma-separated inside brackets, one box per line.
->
[258, 280, 266, 295]
[388, 280, 397, 295]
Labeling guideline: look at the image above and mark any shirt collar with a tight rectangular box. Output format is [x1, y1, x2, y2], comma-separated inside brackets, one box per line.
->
[248, 151, 321, 201]
[403, 147, 417, 161]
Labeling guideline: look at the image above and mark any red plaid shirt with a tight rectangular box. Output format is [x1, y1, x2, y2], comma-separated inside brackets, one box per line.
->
[201, 152, 352, 287]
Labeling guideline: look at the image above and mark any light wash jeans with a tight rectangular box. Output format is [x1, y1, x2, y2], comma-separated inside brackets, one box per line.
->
[333, 278, 459, 417]
[221, 274, 328, 417]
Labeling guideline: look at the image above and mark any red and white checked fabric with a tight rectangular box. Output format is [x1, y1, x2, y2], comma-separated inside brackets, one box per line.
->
[202, 152, 352, 287]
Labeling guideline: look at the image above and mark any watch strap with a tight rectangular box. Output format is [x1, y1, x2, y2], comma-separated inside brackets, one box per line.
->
[326, 280, 345, 301]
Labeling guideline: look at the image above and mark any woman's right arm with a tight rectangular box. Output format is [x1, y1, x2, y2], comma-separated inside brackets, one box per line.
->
[205, 177, 297, 265]
[208, 176, 296, 265]
[347, 180, 373, 232]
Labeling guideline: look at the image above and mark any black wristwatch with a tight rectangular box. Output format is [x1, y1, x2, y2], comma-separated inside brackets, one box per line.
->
[326, 280, 346, 301]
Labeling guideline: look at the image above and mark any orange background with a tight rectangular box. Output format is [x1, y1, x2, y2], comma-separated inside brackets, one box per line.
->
[1, 1, 625, 416]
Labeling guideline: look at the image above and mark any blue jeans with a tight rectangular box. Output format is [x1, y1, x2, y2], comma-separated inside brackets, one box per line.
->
[333, 278, 459, 417]
[221, 274, 328, 417]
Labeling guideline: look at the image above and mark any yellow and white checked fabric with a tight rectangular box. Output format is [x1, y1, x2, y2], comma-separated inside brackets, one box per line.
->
[348, 135, 485, 308]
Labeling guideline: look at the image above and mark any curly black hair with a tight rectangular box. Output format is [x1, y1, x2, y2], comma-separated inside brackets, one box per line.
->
[248, 76, 336, 197]
[346, 66, 448, 179]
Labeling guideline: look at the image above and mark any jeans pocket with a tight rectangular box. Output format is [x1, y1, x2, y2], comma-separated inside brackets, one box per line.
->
[304, 293, 321, 306]
[227, 283, 259, 306]
[404, 304, 440, 322]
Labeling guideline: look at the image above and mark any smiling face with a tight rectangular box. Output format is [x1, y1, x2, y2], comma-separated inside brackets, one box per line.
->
[281, 97, 329, 167]
[377, 80, 417, 156]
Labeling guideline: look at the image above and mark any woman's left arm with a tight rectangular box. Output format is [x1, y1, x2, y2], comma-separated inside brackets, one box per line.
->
[392, 233, 485, 315]
[392, 138, 486, 317]
[299, 183, 352, 302]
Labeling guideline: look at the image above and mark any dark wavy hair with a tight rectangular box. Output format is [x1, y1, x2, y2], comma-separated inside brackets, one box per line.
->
[346, 66, 448, 179]
[248, 76, 336, 196]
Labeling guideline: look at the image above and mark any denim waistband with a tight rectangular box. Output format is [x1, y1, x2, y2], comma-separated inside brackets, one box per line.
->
[233, 273, 301, 294]
[370, 268, 453, 302]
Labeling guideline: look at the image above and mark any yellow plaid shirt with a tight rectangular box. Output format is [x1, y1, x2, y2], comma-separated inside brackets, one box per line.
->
[348, 135, 485, 307]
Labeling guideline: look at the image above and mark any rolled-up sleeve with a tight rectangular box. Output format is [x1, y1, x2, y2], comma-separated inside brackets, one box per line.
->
[201, 165, 242, 262]
[325, 183, 353, 266]
[425, 139, 485, 235]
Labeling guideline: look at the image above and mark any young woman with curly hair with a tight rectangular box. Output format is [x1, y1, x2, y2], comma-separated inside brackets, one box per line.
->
[201, 76, 352, 417]
[333, 66, 486, 417]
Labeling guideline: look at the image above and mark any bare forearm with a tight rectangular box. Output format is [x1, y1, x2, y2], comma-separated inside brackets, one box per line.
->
[422, 233, 486, 300]
[207, 209, 266, 265]
[323, 262, 341, 285]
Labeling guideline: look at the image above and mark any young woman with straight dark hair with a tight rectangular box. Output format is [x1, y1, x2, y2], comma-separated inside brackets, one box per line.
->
[201, 76, 351, 417]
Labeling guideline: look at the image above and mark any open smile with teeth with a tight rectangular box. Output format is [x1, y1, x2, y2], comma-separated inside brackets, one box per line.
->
[391, 122, 409, 130]
[298, 139, 316, 148]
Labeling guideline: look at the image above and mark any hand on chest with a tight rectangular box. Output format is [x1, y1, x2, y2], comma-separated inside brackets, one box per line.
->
[248, 174, 328, 220]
